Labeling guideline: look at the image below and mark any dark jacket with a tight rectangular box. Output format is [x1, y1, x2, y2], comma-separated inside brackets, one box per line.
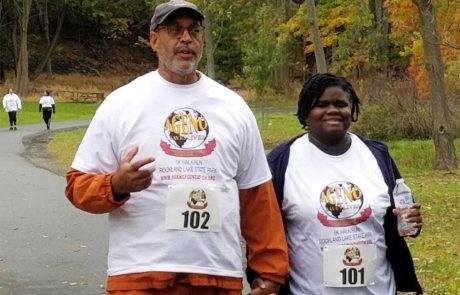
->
[247, 133, 423, 295]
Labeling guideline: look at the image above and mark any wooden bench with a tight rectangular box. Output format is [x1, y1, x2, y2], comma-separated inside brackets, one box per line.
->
[56, 91, 105, 103]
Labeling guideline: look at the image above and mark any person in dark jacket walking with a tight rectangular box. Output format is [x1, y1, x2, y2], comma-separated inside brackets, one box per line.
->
[249, 73, 423, 295]
[38, 90, 55, 130]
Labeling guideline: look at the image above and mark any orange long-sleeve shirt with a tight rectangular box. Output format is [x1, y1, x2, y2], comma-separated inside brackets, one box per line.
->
[65, 168, 289, 291]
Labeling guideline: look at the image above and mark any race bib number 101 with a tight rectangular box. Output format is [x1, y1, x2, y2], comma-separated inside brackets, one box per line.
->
[323, 244, 377, 287]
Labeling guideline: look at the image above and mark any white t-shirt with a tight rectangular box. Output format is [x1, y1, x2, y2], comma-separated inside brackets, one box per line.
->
[39, 95, 55, 108]
[3, 93, 21, 112]
[71, 70, 271, 277]
[283, 133, 395, 295]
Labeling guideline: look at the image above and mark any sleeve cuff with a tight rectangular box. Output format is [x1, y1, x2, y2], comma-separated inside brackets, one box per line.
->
[107, 173, 130, 204]
[260, 273, 287, 285]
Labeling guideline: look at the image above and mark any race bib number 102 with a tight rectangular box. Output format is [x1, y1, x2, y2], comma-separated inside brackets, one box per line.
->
[165, 185, 221, 232]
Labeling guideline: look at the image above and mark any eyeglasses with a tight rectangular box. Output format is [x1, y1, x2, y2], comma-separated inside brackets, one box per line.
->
[157, 24, 204, 39]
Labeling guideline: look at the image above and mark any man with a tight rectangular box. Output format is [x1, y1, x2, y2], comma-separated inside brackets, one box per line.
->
[2, 88, 21, 130]
[65, 1, 289, 294]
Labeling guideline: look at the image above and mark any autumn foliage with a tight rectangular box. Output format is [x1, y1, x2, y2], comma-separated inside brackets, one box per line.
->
[387, 0, 459, 96]
[280, 0, 459, 96]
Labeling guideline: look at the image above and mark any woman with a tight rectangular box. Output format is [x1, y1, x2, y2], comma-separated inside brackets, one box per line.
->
[257, 73, 423, 294]
[39, 90, 55, 130]
[2, 88, 21, 130]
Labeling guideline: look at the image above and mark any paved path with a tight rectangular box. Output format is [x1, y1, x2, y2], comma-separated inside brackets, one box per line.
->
[0, 121, 251, 295]
[0, 121, 108, 295]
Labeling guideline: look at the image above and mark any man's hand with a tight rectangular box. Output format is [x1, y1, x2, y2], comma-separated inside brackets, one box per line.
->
[111, 146, 155, 196]
[248, 277, 280, 295]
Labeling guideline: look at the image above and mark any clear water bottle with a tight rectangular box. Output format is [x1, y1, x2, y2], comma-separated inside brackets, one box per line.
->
[393, 178, 418, 236]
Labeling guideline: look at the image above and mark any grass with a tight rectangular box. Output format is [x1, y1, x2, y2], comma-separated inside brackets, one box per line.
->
[256, 111, 302, 150]
[404, 172, 460, 295]
[47, 127, 87, 167]
[44, 107, 460, 295]
[0, 101, 99, 127]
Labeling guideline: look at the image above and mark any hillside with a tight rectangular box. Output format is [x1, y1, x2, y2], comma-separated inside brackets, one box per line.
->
[3, 37, 256, 104]
[46, 38, 155, 75]
[3, 37, 156, 101]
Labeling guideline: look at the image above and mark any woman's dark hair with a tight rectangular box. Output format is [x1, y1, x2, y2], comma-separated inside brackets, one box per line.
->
[296, 73, 361, 129]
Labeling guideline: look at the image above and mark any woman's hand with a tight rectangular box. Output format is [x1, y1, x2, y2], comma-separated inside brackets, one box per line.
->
[248, 277, 280, 295]
[392, 202, 423, 233]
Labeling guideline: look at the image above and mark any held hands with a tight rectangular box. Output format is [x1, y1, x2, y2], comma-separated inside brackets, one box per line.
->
[392, 203, 423, 232]
[248, 277, 280, 295]
[111, 146, 155, 196]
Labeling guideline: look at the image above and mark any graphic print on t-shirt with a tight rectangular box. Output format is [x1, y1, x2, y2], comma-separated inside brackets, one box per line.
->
[160, 107, 216, 157]
[317, 181, 372, 227]
[157, 107, 219, 183]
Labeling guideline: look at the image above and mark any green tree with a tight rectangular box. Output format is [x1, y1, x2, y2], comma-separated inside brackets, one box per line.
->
[368, 0, 390, 75]
[242, 4, 282, 93]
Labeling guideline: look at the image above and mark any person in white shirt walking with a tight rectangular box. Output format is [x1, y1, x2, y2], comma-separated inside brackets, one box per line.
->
[39, 90, 56, 130]
[2, 88, 22, 130]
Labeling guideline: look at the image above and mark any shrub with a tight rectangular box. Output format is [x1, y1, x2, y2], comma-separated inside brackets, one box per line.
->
[350, 75, 460, 141]
[352, 98, 433, 141]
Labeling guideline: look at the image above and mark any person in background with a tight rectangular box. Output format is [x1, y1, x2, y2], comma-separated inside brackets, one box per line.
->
[2, 88, 21, 130]
[259, 73, 423, 294]
[39, 90, 56, 130]
[65, 1, 289, 295]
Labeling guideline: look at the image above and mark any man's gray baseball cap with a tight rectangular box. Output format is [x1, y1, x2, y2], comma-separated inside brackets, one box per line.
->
[150, 0, 205, 30]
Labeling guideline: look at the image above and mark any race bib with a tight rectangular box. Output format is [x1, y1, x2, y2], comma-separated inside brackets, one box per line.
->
[323, 244, 377, 287]
[165, 185, 221, 232]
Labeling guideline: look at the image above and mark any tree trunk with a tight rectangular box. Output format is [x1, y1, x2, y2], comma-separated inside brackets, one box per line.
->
[15, 0, 32, 97]
[34, 0, 43, 28]
[0, 63, 5, 84]
[305, 0, 327, 73]
[412, 0, 457, 170]
[12, 18, 18, 76]
[204, 12, 215, 79]
[43, 0, 52, 76]
[33, 0, 52, 75]
[276, 0, 293, 100]
[32, 5, 66, 80]
[369, 0, 389, 76]
[0, 1, 6, 84]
